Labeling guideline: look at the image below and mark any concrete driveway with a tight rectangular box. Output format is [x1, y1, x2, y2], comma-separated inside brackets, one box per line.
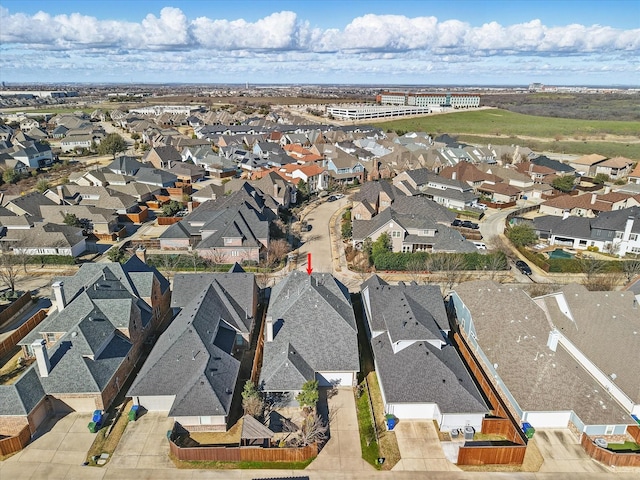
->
[391, 421, 460, 472]
[533, 429, 609, 473]
[109, 411, 174, 470]
[1, 412, 98, 479]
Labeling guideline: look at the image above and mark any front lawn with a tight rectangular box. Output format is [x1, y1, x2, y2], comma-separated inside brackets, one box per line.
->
[170, 456, 314, 469]
[355, 381, 381, 469]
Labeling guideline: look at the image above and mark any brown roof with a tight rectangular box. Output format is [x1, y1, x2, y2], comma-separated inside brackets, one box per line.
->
[572, 153, 607, 166]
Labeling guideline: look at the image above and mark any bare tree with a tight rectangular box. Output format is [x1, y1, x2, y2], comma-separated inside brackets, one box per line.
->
[266, 239, 290, 267]
[287, 412, 328, 447]
[622, 259, 640, 283]
[0, 253, 21, 293]
[578, 257, 622, 291]
[206, 248, 228, 265]
[439, 253, 467, 292]
[406, 255, 427, 283]
[154, 253, 181, 281]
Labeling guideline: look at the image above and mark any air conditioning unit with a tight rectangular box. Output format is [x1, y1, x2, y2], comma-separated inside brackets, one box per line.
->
[464, 426, 475, 440]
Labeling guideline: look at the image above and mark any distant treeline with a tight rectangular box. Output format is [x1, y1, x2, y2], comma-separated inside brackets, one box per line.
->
[483, 93, 640, 122]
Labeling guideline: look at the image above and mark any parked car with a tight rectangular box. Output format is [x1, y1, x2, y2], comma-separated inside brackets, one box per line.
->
[451, 219, 462, 227]
[327, 195, 338, 202]
[461, 220, 479, 229]
[472, 241, 487, 250]
[515, 260, 532, 275]
[474, 203, 488, 211]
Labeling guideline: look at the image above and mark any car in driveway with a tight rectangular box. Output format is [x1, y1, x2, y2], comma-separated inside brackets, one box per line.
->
[451, 219, 462, 227]
[515, 260, 532, 275]
[461, 220, 479, 229]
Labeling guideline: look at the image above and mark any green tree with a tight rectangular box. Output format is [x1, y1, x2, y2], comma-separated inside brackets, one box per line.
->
[552, 175, 576, 193]
[2, 169, 19, 184]
[63, 213, 81, 227]
[296, 179, 309, 203]
[97, 133, 127, 158]
[507, 224, 538, 247]
[162, 200, 182, 217]
[107, 247, 126, 263]
[130, 132, 140, 140]
[593, 173, 610, 185]
[341, 208, 352, 239]
[296, 380, 319, 411]
[35, 178, 50, 193]
[371, 232, 392, 261]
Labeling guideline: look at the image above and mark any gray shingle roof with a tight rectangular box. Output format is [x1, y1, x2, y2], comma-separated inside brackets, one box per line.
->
[127, 284, 240, 418]
[0, 368, 46, 416]
[259, 272, 359, 392]
[363, 281, 487, 412]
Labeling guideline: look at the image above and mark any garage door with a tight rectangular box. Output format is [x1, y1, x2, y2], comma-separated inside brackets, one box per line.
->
[316, 372, 355, 388]
[53, 396, 98, 413]
[524, 411, 571, 428]
[134, 395, 175, 412]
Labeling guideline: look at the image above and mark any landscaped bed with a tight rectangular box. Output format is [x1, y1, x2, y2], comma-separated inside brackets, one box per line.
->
[607, 441, 640, 452]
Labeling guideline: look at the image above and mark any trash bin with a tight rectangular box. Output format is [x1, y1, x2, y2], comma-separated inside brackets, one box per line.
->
[128, 405, 139, 421]
[386, 417, 396, 430]
[92, 410, 103, 423]
[522, 422, 535, 439]
[88, 421, 98, 433]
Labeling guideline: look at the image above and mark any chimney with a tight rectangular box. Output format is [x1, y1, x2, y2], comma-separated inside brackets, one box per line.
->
[623, 215, 634, 241]
[52, 281, 66, 311]
[187, 201, 194, 213]
[562, 210, 570, 220]
[591, 193, 597, 204]
[604, 185, 611, 194]
[452, 171, 457, 180]
[547, 331, 559, 352]
[265, 316, 273, 342]
[32, 340, 50, 377]
[56, 185, 64, 203]
[135, 246, 147, 264]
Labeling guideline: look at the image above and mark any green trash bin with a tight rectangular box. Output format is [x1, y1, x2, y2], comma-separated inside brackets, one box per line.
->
[128, 405, 139, 421]
[88, 421, 97, 433]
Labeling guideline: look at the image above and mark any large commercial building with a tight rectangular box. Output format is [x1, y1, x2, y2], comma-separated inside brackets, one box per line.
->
[378, 91, 480, 109]
[326, 104, 432, 120]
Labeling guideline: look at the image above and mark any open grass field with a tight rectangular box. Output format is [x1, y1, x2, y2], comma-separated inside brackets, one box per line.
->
[377, 109, 640, 139]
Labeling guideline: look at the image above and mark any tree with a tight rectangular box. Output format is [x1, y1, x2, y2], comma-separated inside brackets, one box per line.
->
[500, 152, 513, 165]
[296, 380, 319, 411]
[552, 175, 576, 193]
[97, 133, 127, 158]
[266, 239, 290, 267]
[130, 132, 140, 140]
[341, 209, 352, 239]
[622, 259, 640, 283]
[0, 253, 20, 293]
[162, 200, 182, 217]
[507, 224, 537, 247]
[2, 169, 19, 184]
[370, 232, 392, 262]
[35, 178, 50, 193]
[593, 173, 610, 185]
[287, 413, 328, 447]
[62, 213, 81, 227]
[107, 247, 126, 263]
[296, 179, 309, 203]
[241, 380, 264, 418]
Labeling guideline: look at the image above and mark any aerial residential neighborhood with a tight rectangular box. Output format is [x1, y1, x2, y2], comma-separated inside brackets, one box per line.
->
[1, 1, 640, 479]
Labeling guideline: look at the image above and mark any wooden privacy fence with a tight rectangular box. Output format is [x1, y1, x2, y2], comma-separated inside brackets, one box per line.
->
[457, 442, 527, 466]
[169, 438, 317, 463]
[629, 425, 640, 443]
[0, 309, 48, 359]
[0, 291, 32, 325]
[580, 434, 640, 467]
[0, 425, 31, 456]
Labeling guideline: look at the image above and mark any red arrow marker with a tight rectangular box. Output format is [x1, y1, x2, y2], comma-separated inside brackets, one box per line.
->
[306, 253, 313, 275]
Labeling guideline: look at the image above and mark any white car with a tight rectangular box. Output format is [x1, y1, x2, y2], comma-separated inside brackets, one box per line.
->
[473, 241, 487, 250]
[474, 203, 488, 211]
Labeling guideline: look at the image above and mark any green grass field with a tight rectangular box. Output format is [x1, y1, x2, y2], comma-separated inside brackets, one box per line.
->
[377, 109, 640, 139]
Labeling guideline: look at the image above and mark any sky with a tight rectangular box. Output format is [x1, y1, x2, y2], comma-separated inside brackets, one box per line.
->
[1, 0, 639, 86]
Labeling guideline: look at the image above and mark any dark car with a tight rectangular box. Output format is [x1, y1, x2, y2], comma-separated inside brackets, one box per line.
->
[515, 260, 532, 275]
[461, 220, 479, 229]
[451, 219, 462, 227]
[327, 195, 338, 202]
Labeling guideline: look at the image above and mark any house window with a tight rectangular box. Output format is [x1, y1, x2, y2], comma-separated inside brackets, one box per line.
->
[391, 231, 402, 238]
[45, 333, 56, 344]
[605, 425, 615, 435]
[230, 250, 239, 257]
[615, 232, 623, 239]
[630, 234, 638, 241]
[224, 238, 233, 244]
[199, 416, 213, 425]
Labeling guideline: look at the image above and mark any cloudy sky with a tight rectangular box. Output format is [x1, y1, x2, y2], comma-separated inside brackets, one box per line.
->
[1, 0, 639, 86]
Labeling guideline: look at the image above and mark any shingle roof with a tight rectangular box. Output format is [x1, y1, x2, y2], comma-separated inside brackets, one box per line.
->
[259, 272, 359, 391]
[453, 280, 633, 426]
[127, 284, 240, 418]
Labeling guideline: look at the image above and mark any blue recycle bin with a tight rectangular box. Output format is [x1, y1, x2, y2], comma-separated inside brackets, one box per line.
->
[386, 417, 396, 430]
[92, 410, 103, 423]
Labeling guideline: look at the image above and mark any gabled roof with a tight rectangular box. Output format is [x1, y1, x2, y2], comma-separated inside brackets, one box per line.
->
[259, 272, 359, 391]
[171, 272, 256, 334]
[363, 281, 487, 413]
[241, 414, 275, 440]
[127, 284, 240, 418]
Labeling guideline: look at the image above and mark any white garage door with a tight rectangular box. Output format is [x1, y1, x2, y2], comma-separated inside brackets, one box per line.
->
[54, 396, 98, 413]
[387, 403, 437, 420]
[316, 372, 355, 388]
[134, 395, 175, 412]
[524, 411, 571, 428]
